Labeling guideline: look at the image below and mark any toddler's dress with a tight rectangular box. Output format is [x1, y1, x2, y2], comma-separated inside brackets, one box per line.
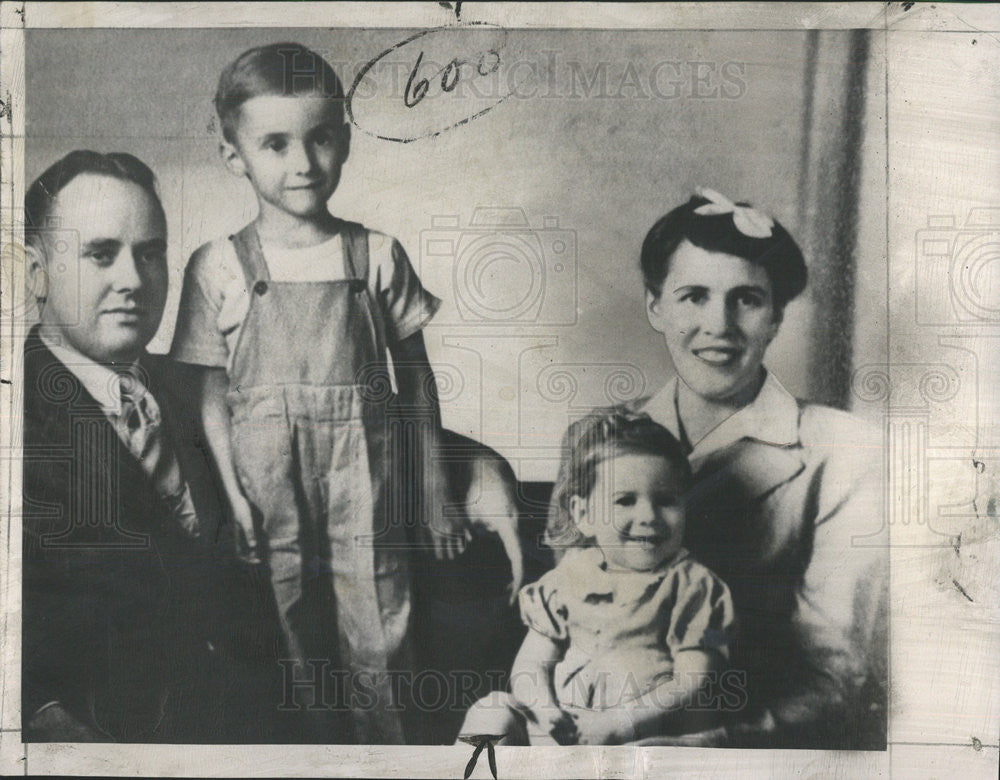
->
[520, 546, 734, 710]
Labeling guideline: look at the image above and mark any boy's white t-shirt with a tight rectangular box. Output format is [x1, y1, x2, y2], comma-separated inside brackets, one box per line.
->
[169, 227, 441, 371]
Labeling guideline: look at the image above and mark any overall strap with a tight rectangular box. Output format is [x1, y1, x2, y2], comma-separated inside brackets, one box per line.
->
[339, 220, 389, 359]
[339, 220, 369, 281]
[229, 223, 271, 290]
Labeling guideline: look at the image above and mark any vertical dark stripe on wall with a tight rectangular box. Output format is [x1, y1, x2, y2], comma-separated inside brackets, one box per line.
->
[797, 30, 820, 231]
[807, 29, 870, 410]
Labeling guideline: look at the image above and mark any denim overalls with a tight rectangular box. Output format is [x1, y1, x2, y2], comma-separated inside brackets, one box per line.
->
[226, 221, 411, 743]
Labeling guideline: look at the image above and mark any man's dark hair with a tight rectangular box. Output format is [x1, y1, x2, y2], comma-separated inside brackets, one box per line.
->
[25, 150, 162, 247]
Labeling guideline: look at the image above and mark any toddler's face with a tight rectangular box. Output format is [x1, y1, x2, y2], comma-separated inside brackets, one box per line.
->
[224, 94, 349, 219]
[571, 453, 686, 572]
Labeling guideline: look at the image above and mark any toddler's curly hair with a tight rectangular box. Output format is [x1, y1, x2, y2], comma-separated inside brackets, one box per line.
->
[545, 407, 690, 549]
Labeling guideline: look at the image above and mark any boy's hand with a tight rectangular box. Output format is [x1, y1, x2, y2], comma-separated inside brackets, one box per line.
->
[421, 508, 471, 560]
[419, 450, 470, 560]
[229, 493, 261, 565]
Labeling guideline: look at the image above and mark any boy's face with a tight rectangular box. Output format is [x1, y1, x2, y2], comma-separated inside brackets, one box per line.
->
[29, 174, 168, 364]
[570, 453, 686, 572]
[223, 94, 349, 220]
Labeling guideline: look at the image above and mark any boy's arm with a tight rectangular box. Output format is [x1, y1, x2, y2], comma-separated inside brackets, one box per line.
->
[570, 648, 724, 745]
[391, 331, 468, 560]
[195, 365, 259, 563]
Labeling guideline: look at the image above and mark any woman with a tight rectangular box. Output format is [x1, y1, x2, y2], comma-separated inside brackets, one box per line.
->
[591, 189, 886, 748]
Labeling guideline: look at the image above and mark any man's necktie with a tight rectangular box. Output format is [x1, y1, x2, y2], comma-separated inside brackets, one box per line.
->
[117, 372, 200, 538]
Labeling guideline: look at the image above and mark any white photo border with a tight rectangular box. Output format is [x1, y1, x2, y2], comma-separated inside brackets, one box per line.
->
[2, 2, 998, 777]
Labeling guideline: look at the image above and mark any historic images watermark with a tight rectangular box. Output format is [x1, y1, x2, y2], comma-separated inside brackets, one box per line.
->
[259, 33, 748, 143]
[277, 664, 750, 715]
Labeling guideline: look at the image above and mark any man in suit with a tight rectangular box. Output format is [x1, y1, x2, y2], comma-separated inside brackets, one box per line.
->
[21, 150, 267, 741]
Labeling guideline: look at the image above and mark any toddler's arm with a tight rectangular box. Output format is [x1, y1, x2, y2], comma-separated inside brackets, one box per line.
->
[391, 331, 468, 560]
[196, 366, 259, 563]
[570, 648, 724, 745]
[510, 628, 578, 745]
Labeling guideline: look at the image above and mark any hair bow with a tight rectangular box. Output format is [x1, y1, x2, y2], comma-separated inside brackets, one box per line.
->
[693, 187, 774, 239]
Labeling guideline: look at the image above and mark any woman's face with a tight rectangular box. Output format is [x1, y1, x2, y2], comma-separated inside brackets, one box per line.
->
[647, 239, 780, 404]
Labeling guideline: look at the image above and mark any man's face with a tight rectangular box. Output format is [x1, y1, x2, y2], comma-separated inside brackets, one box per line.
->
[34, 174, 168, 363]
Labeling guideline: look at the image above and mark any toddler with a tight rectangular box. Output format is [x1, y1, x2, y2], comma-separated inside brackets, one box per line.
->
[459, 410, 734, 745]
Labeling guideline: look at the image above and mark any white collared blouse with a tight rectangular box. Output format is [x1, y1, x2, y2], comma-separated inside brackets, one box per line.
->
[636, 370, 888, 747]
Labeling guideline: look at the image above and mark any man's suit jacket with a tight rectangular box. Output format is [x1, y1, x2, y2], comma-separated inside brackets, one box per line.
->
[21, 326, 232, 741]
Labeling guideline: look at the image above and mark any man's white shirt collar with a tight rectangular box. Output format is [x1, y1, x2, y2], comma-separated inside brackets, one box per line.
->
[642, 369, 800, 463]
[39, 332, 144, 417]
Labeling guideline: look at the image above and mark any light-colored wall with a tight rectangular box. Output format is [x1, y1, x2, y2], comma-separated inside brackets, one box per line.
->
[25, 28, 884, 480]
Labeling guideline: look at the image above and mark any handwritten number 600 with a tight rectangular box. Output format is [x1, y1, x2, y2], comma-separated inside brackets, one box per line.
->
[404, 49, 501, 108]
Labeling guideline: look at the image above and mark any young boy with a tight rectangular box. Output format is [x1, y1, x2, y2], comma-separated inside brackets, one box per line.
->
[170, 43, 464, 743]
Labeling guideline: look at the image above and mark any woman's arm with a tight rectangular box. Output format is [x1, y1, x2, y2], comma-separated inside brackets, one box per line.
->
[718, 427, 887, 750]
[771, 453, 888, 748]
[195, 366, 259, 562]
[569, 648, 724, 745]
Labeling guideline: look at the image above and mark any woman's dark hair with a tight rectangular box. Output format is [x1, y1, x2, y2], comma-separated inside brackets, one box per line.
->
[25, 150, 163, 245]
[215, 42, 345, 143]
[640, 193, 807, 312]
[546, 408, 691, 549]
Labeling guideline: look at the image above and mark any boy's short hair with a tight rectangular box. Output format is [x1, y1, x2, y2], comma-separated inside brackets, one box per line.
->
[640, 194, 808, 312]
[546, 408, 691, 548]
[215, 42, 345, 143]
[25, 150, 163, 248]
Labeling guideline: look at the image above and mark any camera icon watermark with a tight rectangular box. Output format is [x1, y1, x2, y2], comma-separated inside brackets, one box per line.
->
[915, 208, 1000, 325]
[420, 207, 577, 326]
[1, 209, 82, 332]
